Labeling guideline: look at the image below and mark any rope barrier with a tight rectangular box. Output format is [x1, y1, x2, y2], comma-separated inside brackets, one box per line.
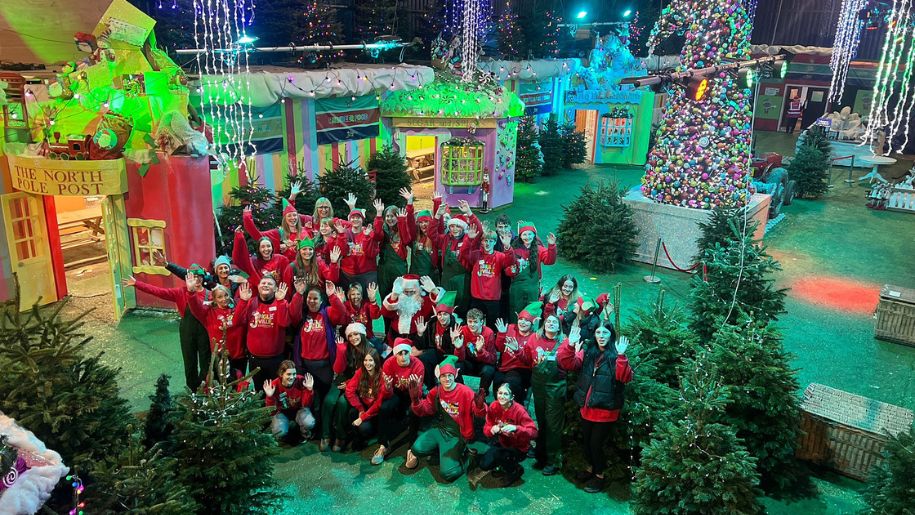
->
[660, 241, 703, 273]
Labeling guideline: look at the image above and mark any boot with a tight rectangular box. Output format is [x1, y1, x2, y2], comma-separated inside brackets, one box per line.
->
[500, 465, 523, 487]
[467, 462, 489, 490]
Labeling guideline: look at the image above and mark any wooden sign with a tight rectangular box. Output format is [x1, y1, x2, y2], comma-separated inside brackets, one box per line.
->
[9, 156, 128, 196]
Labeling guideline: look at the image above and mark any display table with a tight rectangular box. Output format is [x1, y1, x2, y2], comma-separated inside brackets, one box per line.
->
[858, 155, 896, 184]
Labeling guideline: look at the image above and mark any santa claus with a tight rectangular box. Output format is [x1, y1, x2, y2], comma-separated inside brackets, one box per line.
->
[381, 274, 443, 342]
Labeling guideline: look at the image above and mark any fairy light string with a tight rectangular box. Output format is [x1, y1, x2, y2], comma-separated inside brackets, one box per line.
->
[828, 0, 868, 105]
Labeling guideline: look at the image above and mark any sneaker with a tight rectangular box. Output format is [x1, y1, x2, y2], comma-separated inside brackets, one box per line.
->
[584, 476, 606, 493]
[467, 468, 489, 490]
[541, 464, 559, 476]
[500, 466, 523, 487]
[371, 445, 387, 465]
[319, 438, 329, 452]
[574, 469, 594, 482]
[404, 449, 418, 469]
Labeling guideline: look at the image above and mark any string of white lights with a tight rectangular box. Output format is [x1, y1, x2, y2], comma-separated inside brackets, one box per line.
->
[828, 0, 867, 105]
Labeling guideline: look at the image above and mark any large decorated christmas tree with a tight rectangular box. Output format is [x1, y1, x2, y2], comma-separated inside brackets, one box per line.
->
[641, 0, 754, 209]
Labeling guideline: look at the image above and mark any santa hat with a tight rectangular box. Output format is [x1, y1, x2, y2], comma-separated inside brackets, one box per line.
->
[214, 255, 231, 269]
[393, 274, 422, 294]
[518, 221, 536, 235]
[348, 208, 365, 220]
[392, 337, 413, 355]
[595, 293, 610, 307]
[415, 209, 433, 223]
[435, 291, 456, 313]
[447, 216, 469, 231]
[345, 322, 367, 337]
[297, 238, 315, 249]
[282, 198, 297, 217]
[579, 295, 597, 313]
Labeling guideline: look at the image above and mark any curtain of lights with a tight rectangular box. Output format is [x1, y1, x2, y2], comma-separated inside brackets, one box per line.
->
[828, 0, 868, 105]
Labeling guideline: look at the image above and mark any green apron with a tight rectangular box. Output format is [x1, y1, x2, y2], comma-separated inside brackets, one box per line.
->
[508, 256, 540, 323]
[530, 347, 565, 467]
[378, 239, 408, 303]
[441, 245, 469, 314]
[410, 241, 438, 283]
[412, 392, 466, 480]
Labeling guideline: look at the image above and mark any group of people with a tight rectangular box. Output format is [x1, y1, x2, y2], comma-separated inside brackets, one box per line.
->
[124, 185, 633, 492]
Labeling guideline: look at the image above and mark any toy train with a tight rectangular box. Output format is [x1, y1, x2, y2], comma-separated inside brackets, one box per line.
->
[45, 134, 92, 160]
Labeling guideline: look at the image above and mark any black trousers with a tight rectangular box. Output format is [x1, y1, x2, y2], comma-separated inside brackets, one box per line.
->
[456, 359, 495, 394]
[417, 348, 444, 389]
[479, 443, 524, 473]
[378, 390, 417, 448]
[178, 312, 210, 391]
[249, 354, 284, 394]
[493, 369, 532, 402]
[581, 419, 614, 474]
[469, 297, 502, 329]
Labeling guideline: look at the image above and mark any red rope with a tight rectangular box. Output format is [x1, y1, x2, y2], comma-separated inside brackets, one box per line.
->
[661, 241, 703, 273]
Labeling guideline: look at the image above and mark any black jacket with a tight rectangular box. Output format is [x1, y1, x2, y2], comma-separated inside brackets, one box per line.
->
[573, 344, 625, 411]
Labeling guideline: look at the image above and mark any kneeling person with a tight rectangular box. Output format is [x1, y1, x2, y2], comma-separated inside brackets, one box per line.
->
[468, 383, 538, 488]
[265, 361, 316, 442]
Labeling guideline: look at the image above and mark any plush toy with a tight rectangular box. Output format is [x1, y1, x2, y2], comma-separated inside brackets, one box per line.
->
[0, 413, 69, 514]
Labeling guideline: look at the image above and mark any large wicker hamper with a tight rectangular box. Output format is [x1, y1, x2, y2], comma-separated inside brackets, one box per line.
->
[796, 383, 915, 481]
[874, 284, 915, 347]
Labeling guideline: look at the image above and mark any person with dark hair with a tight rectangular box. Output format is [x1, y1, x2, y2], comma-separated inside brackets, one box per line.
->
[375, 189, 415, 307]
[185, 276, 250, 378]
[373, 338, 425, 465]
[508, 223, 556, 323]
[339, 192, 382, 293]
[281, 238, 341, 291]
[492, 309, 538, 401]
[320, 323, 372, 452]
[557, 320, 633, 493]
[542, 274, 582, 335]
[408, 193, 443, 282]
[467, 383, 538, 488]
[232, 227, 290, 286]
[412, 296, 458, 388]
[453, 308, 498, 396]
[242, 200, 307, 260]
[521, 312, 566, 476]
[345, 348, 387, 448]
[264, 360, 316, 442]
[494, 214, 514, 320]
[239, 273, 291, 393]
[460, 224, 517, 327]
[431, 199, 482, 318]
[339, 282, 384, 351]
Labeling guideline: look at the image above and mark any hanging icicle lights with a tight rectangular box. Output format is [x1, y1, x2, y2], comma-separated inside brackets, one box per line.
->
[193, 0, 257, 167]
[828, 0, 868, 105]
[864, 0, 915, 154]
[461, 0, 485, 82]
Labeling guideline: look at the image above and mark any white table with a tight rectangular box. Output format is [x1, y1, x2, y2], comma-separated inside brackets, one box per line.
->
[858, 155, 897, 184]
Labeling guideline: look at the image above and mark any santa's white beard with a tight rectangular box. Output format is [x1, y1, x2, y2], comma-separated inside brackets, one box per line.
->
[397, 294, 422, 333]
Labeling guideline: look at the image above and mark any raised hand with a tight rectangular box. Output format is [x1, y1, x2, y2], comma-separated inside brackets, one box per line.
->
[244, 205, 253, 214]
[547, 232, 557, 245]
[500, 232, 512, 248]
[336, 335, 345, 346]
[303, 372, 314, 390]
[549, 291, 561, 304]
[294, 277, 307, 295]
[372, 198, 384, 215]
[289, 180, 303, 197]
[569, 325, 581, 346]
[325, 280, 336, 298]
[152, 250, 167, 266]
[367, 282, 378, 301]
[330, 246, 342, 263]
[122, 276, 137, 287]
[458, 199, 472, 215]
[335, 286, 346, 302]
[466, 224, 479, 240]
[615, 336, 629, 355]
[435, 202, 448, 218]
[263, 380, 276, 397]
[450, 324, 464, 348]
[239, 281, 252, 300]
[474, 335, 486, 353]
[399, 187, 414, 203]
[505, 337, 519, 352]
[419, 275, 436, 293]
[276, 282, 289, 301]
[494, 318, 508, 333]
[397, 207, 408, 218]
[415, 316, 428, 336]
[185, 273, 197, 292]
[334, 220, 346, 234]
[344, 192, 357, 209]
[433, 190, 442, 201]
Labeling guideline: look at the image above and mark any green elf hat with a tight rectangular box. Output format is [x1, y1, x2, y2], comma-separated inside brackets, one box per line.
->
[435, 290, 457, 313]
[281, 198, 297, 217]
[188, 263, 207, 276]
[579, 294, 597, 314]
[296, 238, 316, 250]
[436, 354, 460, 378]
[520, 301, 544, 320]
[415, 209, 433, 223]
[517, 221, 537, 235]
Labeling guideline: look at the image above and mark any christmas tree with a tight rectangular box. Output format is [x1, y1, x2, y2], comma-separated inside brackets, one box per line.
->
[496, 5, 528, 59]
[694, 206, 742, 262]
[625, 290, 698, 388]
[87, 432, 197, 514]
[0, 287, 131, 473]
[632, 363, 763, 514]
[514, 116, 543, 182]
[318, 160, 378, 218]
[688, 219, 787, 341]
[539, 115, 563, 176]
[560, 122, 588, 168]
[296, 1, 344, 67]
[144, 374, 176, 449]
[864, 425, 915, 514]
[556, 180, 638, 272]
[169, 347, 279, 514]
[356, 0, 398, 41]
[787, 140, 830, 199]
[705, 320, 809, 495]
[641, 0, 754, 209]
[368, 146, 412, 209]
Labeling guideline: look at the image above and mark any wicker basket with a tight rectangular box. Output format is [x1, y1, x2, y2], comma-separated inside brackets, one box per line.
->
[875, 285, 915, 347]
[797, 383, 914, 480]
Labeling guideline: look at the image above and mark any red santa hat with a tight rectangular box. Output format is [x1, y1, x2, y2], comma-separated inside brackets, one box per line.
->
[348, 208, 365, 220]
[393, 274, 422, 294]
[447, 215, 469, 231]
[392, 337, 413, 355]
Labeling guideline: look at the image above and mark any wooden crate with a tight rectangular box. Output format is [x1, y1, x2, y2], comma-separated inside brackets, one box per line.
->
[797, 383, 914, 481]
[875, 284, 915, 347]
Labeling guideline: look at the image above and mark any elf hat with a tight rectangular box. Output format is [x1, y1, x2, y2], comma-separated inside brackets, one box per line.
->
[436, 355, 459, 378]
[521, 301, 544, 320]
[517, 309, 536, 322]
[392, 338, 413, 355]
[345, 322, 367, 337]
[297, 238, 315, 250]
[349, 208, 366, 220]
[415, 209, 433, 223]
[518, 221, 536, 235]
[435, 291, 456, 313]
[188, 263, 207, 276]
[214, 255, 232, 269]
[282, 198, 297, 217]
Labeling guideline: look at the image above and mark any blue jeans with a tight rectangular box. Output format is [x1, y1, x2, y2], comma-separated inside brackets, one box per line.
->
[271, 408, 315, 440]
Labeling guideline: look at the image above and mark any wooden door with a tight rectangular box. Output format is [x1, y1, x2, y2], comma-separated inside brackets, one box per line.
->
[101, 194, 135, 321]
[1, 192, 56, 309]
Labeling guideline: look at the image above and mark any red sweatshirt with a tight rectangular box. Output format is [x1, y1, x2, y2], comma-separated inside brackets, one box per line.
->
[232, 230, 290, 284]
[484, 400, 538, 452]
[454, 325, 497, 364]
[510, 242, 557, 278]
[133, 281, 203, 318]
[243, 297, 290, 357]
[345, 367, 389, 420]
[289, 292, 348, 360]
[380, 205, 415, 261]
[340, 219, 383, 275]
[281, 259, 340, 291]
[264, 375, 314, 416]
[381, 355, 425, 395]
[316, 232, 349, 265]
[518, 333, 562, 366]
[494, 326, 536, 372]
[343, 299, 382, 340]
[556, 342, 633, 423]
[459, 236, 516, 301]
[412, 383, 486, 440]
[430, 213, 482, 268]
[186, 292, 249, 359]
[243, 208, 310, 261]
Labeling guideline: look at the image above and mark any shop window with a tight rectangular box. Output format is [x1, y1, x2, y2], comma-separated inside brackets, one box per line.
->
[127, 218, 169, 275]
[599, 107, 634, 148]
[8, 196, 41, 261]
[441, 139, 485, 186]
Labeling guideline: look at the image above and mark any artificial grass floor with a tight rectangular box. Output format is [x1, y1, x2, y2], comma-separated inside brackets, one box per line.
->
[77, 133, 915, 513]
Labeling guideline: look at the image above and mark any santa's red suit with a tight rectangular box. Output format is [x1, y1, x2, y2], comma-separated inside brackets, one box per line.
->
[379, 275, 442, 343]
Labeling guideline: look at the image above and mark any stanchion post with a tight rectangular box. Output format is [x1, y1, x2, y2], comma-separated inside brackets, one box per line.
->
[644, 237, 662, 284]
